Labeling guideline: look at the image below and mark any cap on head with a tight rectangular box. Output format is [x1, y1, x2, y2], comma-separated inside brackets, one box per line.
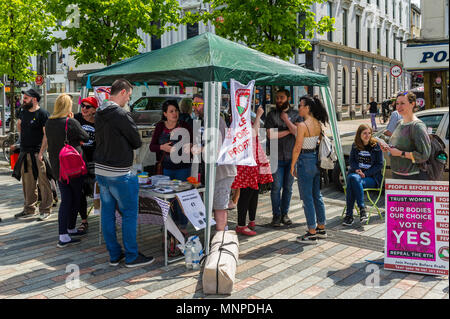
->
[22, 89, 41, 102]
[81, 97, 99, 109]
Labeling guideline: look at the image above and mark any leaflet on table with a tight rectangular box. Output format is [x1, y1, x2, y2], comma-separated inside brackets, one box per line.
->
[176, 189, 216, 230]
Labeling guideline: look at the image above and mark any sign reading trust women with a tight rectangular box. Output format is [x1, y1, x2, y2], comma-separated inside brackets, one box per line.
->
[217, 79, 256, 166]
[384, 179, 449, 276]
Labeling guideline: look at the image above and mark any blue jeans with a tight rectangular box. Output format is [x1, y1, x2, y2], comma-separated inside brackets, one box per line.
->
[345, 173, 377, 217]
[370, 113, 377, 130]
[163, 167, 190, 228]
[271, 160, 294, 217]
[297, 152, 326, 229]
[96, 173, 139, 263]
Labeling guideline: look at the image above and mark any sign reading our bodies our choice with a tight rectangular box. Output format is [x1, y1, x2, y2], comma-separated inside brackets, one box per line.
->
[217, 79, 256, 166]
[384, 179, 449, 276]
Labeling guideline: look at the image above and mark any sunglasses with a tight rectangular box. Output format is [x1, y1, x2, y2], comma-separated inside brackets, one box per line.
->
[192, 102, 204, 108]
[81, 104, 94, 109]
[397, 91, 408, 97]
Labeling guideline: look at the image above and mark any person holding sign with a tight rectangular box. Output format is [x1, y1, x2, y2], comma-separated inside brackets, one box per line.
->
[343, 124, 383, 226]
[231, 106, 273, 236]
[290, 95, 328, 244]
[378, 91, 431, 180]
[265, 89, 302, 227]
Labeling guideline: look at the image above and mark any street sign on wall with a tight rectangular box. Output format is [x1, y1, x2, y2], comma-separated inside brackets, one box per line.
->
[35, 75, 44, 86]
[404, 44, 449, 71]
[390, 65, 402, 78]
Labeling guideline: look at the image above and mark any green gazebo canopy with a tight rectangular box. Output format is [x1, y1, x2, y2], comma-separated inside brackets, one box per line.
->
[82, 32, 328, 87]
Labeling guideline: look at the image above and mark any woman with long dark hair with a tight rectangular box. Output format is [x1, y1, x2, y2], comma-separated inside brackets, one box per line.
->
[150, 100, 193, 235]
[290, 95, 329, 244]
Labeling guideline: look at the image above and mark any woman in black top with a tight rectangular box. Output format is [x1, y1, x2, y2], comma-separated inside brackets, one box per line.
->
[44, 94, 89, 248]
[74, 97, 98, 233]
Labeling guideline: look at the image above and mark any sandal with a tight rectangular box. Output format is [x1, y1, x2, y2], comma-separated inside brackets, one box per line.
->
[77, 221, 88, 233]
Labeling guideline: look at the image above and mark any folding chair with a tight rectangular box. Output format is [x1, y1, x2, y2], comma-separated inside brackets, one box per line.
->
[341, 159, 386, 224]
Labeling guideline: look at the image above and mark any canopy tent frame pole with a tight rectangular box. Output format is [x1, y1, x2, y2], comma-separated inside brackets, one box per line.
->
[203, 81, 222, 255]
[320, 86, 347, 188]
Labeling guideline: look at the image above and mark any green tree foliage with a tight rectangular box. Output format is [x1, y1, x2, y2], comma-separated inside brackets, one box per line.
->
[199, 0, 335, 60]
[0, 0, 56, 131]
[48, 0, 183, 66]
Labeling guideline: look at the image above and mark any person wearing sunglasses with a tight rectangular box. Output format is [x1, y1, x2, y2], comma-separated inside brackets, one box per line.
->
[378, 91, 431, 180]
[74, 97, 99, 233]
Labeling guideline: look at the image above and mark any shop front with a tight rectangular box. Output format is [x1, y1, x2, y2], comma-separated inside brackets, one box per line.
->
[404, 42, 449, 109]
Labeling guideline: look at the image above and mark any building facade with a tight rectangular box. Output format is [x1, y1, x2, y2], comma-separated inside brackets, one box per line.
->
[311, 0, 413, 120]
[404, 0, 449, 109]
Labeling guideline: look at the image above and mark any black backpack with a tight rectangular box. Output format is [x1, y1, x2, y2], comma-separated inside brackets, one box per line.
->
[421, 134, 448, 181]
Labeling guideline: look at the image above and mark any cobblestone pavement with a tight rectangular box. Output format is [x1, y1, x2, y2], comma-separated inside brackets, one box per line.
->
[0, 119, 447, 300]
[0, 166, 448, 300]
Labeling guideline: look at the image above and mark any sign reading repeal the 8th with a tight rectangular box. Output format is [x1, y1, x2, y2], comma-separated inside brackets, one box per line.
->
[384, 179, 449, 276]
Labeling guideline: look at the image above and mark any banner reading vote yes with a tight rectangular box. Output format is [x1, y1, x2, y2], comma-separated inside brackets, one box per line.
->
[384, 179, 449, 276]
[217, 79, 256, 166]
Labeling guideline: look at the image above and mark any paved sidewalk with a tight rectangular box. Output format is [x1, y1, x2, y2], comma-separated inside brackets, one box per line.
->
[0, 166, 447, 300]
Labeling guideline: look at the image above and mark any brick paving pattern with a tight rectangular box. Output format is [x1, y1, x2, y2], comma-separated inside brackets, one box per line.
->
[0, 119, 447, 299]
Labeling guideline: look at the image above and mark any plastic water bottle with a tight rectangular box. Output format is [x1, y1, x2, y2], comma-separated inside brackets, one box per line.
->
[184, 241, 193, 269]
[190, 236, 204, 270]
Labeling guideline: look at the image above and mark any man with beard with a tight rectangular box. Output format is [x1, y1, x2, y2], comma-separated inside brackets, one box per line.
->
[13, 89, 53, 220]
[265, 89, 302, 227]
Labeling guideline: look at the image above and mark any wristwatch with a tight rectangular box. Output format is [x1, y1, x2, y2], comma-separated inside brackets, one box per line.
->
[401, 151, 406, 158]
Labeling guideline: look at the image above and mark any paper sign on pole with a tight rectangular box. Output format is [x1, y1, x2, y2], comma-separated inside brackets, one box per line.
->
[217, 79, 256, 166]
[94, 86, 111, 106]
[176, 189, 216, 230]
[384, 179, 449, 276]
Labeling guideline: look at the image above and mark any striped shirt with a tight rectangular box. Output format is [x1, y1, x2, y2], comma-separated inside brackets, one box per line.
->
[95, 163, 131, 177]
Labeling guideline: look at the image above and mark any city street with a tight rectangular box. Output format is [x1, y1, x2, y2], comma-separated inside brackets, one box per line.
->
[0, 118, 447, 300]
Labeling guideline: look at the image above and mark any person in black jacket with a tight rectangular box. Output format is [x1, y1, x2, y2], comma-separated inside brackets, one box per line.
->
[74, 96, 99, 233]
[43, 94, 90, 247]
[343, 124, 383, 226]
[95, 79, 154, 268]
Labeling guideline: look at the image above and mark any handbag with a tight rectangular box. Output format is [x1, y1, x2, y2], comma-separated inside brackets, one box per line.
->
[317, 128, 337, 170]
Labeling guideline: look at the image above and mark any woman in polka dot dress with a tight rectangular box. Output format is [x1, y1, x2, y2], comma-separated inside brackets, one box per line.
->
[231, 107, 273, 236]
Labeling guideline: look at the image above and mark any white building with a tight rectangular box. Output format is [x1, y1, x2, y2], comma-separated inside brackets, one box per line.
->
[311, 0, 413, 119]
[150, 0, 414, 120]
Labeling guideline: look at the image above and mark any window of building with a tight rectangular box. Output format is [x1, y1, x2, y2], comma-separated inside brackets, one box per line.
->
[377, 27, 381, 53]
[150, 21, 161, 51]
[342, 9, 348, 46]
[356, 15, 361, 49]
[355, 70, 360, 103]
[386, 29, 389, 57]
[377, 0, 380, 7]
[399, 3, 402, 23]
[392, 0, 395, 20]
[367, 27, 372, 52]
[327, 2, 333, 41]
[187, 22, 199, 39]
[393, 33, 397, 60]
[385, 0, 388, 14]
[342, 67, 347, 104]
